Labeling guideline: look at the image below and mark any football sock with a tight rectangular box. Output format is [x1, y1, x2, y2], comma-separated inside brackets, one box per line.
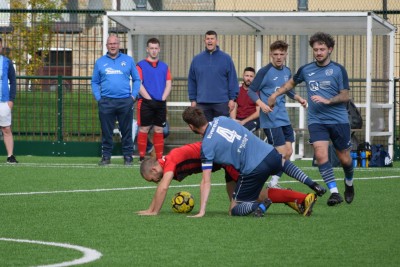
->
[137, 132, 148, 158]
[231, 202, 259, 216]
[343, 164, 354, 186]
[267, 188, 306, 203]
[268, 173, 282, 187]
[153, 132, 164, 159]
[282, 160, 314, 186]
[318, 161, 338, 193]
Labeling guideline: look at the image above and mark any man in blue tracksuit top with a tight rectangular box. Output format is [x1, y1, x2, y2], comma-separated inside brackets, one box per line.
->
[91, 34, 141, 166]
[188, 30, 239, 122]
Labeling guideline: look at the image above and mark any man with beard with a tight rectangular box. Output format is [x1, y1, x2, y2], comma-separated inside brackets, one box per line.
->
[268, 32, 354, 206]
[230, 67, 260, 132]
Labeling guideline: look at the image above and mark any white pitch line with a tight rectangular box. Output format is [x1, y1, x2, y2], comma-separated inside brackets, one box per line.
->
[0, 176, 399, 197]
[0, 238, 102, 267]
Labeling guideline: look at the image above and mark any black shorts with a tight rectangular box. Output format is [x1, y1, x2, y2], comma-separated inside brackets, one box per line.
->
[137, 98, 167, 127]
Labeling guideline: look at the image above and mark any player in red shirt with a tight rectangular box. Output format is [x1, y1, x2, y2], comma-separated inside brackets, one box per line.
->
[138, 142, 316, 216]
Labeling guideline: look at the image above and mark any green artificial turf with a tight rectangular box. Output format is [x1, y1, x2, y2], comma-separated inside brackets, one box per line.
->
[0, 158, 399, 266]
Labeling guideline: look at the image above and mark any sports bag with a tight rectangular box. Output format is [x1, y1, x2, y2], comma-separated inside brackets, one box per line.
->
[347, 100, 363, 129]
[369, 144, 393, 167]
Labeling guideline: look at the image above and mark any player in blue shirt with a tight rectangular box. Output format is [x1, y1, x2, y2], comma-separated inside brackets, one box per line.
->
[248, 40, 307, 189]
[182, 107, 326, 218]
[268, 32, 354, 206]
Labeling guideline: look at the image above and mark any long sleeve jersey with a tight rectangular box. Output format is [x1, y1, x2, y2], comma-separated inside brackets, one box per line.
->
[201, 116, 273, 175]
[91, 52, 141, 101]
[0, 56, 16, 102]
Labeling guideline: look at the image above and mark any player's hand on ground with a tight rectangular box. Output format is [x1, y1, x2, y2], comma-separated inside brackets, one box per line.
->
[187, 212, 205, 218]
[137, 210, 158, 216]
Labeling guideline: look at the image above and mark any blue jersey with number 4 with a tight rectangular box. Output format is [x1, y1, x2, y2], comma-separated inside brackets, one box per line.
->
[293, 61, 349, 125]
[201, 116, 273, 175]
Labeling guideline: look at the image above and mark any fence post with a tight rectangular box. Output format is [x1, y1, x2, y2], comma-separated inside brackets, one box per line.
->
[57, 75, 63, 142]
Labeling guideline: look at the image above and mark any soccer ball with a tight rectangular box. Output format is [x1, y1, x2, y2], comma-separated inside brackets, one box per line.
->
[171, 191, 195, 213]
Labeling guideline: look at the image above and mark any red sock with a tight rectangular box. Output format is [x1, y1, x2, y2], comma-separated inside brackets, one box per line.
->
[153, 132, 164, 159]
[137, 132, 148, 158]
[267, 188, 307, 203]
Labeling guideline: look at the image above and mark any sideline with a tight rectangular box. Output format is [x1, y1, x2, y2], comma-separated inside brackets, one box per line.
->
[0, 238, 102, 267]
[1, 175, 399, 197]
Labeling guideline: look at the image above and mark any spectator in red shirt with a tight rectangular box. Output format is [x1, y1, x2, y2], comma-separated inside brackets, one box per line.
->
[230, 67, 260, 132]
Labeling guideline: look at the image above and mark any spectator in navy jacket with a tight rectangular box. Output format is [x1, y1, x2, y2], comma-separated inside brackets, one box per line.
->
[188, 30, 239, 121]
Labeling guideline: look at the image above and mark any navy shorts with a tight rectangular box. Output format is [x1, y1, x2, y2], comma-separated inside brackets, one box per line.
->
[308, 123, 352, 151]
[232, 149, 282, 202]
[137, 99, 167, 127]
[264, 125, 295, 146]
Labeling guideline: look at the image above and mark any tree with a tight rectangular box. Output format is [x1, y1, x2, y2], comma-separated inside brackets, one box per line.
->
[9, 0, 66, 76]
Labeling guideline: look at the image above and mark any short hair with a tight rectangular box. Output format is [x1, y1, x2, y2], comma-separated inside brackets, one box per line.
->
[309, 32, 335, 48]
[182, 107, 208, 128]
[139, 157, 157, 179]
[147, 37, 160, 47]
[270, 40, 289, 52]
[243, 67, 255, 73]
[205, 30, 217, 38]
[106, 34, 119, 44]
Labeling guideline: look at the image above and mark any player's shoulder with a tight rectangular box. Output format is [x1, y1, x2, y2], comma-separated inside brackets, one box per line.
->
[259, 63, 274, 74]
[329, 61, 347, 72]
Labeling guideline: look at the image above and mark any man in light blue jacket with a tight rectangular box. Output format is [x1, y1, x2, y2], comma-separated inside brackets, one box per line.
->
[91, 34, 141, 165]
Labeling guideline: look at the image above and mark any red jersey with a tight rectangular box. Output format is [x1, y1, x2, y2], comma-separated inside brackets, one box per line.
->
[236, 85, 257, 119]
[158, 142, 238, 182]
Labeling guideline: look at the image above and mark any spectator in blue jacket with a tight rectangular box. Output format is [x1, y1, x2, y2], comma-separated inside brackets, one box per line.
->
[188, 30, 239, 121]
[0, 37, 18, 163]
[91, 34, 141, 166]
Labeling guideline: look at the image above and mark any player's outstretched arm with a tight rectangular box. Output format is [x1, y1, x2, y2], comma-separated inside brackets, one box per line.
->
[268, 78, 296, 108]
[137, 172, 174, 216]
[188, 169, 212, 218]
